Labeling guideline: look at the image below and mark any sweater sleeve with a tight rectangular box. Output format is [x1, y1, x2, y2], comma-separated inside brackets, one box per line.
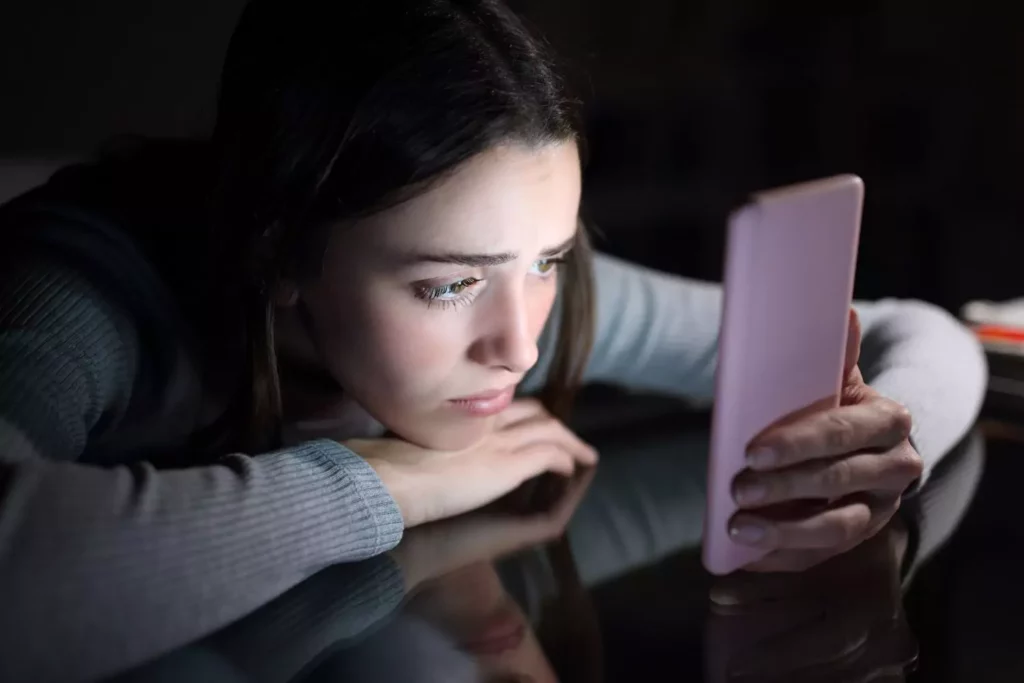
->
[0, 258, 404, 683]
[526, 252, 987, 486]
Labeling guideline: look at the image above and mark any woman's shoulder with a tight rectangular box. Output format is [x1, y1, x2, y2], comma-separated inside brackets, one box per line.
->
[1, 139, 213, 333]
[0, 143, 215, 459]
[2, 139, 213, 266]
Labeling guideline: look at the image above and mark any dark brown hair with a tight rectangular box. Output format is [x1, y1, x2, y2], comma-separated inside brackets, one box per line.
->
[205, 0, 594, 452]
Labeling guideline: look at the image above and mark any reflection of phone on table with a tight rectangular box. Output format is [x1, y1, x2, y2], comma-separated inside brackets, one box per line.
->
[702, 175, 864, 576]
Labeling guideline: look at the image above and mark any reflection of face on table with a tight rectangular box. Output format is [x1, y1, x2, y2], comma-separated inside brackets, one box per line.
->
[408, 562, 558, 683]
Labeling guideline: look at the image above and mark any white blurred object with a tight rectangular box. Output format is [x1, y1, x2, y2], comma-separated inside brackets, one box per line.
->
[961, 298, 1024, 358]
[962, 298, 1024, 327]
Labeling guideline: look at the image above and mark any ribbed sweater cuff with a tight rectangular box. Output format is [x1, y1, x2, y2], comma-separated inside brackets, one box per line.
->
[296, 439, 405, 557]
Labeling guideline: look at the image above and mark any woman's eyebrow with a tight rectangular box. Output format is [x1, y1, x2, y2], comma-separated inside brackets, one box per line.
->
[540, 234, 576, 257]
[402, 235, 576, 267]
[407, 250, 517, 267]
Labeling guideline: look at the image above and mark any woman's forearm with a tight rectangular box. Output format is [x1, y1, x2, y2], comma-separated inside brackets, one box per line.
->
[0, 437, 403, 683]
[854, 299, 987, 486]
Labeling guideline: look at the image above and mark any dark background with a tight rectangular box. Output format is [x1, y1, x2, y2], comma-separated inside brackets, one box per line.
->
[2, 4, 1021, 681]
[2, 0, 1023, 311]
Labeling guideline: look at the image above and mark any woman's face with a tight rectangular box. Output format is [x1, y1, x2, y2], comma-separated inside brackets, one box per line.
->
[297, 142, 582, 450]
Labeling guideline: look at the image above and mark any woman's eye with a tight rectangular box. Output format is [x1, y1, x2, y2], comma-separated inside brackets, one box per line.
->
[417, 277, 482, 308]
[530, 257, 564, 276]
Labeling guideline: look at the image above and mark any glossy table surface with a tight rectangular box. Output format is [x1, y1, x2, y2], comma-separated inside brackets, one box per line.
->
[106, 405, 1009, 683]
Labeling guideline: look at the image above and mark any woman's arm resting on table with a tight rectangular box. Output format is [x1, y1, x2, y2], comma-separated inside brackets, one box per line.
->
[0, 259, 403, 683]
[527, 252, 988, 485]
[854, 299, 987, 487]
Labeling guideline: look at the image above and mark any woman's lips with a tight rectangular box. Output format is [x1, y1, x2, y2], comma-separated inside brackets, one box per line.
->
[448, 385, 515, 417]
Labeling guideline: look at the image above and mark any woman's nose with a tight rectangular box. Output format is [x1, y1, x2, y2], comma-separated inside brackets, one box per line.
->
[468, 290, 539, 374]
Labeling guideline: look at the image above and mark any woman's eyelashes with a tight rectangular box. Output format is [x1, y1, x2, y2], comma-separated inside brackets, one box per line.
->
[414, 256, 566, 310]
[530, 256, 565, 277]
[417, 277, 483, 310]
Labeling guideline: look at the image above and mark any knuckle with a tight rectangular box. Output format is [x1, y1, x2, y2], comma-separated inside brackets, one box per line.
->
[893, 447, 924, 480]
[769, 472, 794, 502]
[832, 519, 857, 546]
[559, 452, 576, 473]
[884, 401, 914, 441]
[555, 425, 581, 449]
[886, 495, 903, 517]
[535, 417, 564, 439]
[769, 434, 798, 463]
[542, 410, 565, 427]
[819, 459, 853, 495]
[537, 446, 561, 469]
[832, 505, 871, 545]
[824, 412, 858, 453]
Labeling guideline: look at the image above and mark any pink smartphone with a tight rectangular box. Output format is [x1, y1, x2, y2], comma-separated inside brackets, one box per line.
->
[702, 175, 864, 576]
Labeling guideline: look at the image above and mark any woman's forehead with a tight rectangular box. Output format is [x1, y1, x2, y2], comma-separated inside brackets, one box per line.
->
[346, 142, 581, 257]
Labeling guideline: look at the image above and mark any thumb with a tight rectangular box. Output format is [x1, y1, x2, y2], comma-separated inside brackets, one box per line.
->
[843, 307, 862, 380]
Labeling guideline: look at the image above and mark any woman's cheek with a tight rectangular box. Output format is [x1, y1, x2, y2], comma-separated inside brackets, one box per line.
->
[370, 300, 468, 377]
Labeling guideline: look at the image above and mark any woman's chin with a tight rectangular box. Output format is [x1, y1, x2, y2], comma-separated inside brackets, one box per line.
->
[388, 414, 498, 452]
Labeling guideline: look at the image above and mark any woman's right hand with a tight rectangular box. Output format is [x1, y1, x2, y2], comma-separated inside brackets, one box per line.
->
[343, 398, 598, 528]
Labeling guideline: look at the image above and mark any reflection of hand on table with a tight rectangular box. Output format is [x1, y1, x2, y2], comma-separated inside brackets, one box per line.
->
[705, 520, 917, 683]
[311, 473, 595, 683]
[392, 468, 594, 593]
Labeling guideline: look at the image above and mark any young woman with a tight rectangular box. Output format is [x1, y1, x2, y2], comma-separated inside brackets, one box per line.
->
[0, 0, 985, 680]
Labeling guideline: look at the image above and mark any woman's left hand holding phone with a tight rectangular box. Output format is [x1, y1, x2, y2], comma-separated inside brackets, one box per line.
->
[730, 310, 924, 572]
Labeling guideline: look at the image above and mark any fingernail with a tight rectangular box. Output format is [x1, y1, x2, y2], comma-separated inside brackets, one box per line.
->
[729, 522, 766, 545]
[746, 447, 777, 468]
[734, 483, 767, 506]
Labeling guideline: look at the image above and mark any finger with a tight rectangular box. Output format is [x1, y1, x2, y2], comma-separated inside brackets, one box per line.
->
[506, 416, 598, 465]
[733, 451, 920, 508]
[729, 499, 874, 550]
[512, 442, 577, 479]
[747, 400, 912, 471]
[843, 308, 862, 380]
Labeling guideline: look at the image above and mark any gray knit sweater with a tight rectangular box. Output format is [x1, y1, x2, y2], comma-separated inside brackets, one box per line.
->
[0, 167, 987, 682]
